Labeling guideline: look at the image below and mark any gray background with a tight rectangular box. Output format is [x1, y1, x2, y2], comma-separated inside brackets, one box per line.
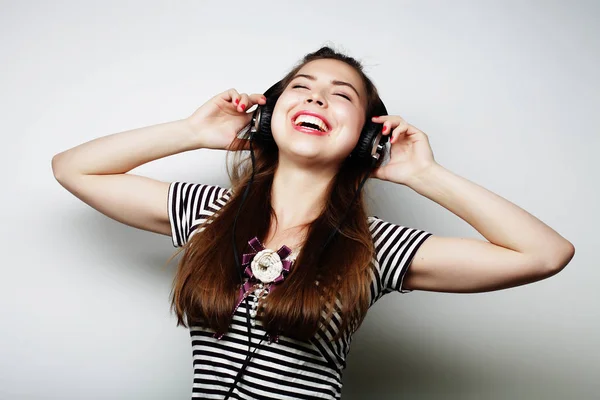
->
[1, 0, 598, 399]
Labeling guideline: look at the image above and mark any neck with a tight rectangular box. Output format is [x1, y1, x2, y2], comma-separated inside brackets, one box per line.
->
[270, 157, 337, 231]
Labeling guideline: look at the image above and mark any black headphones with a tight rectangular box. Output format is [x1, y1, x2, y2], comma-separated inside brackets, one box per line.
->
[245, 80, 390, 165]
[225, 81, 389, 399]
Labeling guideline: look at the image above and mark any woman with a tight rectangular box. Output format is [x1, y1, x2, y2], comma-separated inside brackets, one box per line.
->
[52, 47, 574, 399]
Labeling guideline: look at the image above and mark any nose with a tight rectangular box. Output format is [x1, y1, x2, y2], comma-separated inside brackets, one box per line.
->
[305, 92, 327, 107]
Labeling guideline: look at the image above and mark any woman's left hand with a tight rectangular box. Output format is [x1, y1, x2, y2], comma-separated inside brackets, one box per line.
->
[370, 115, 437, 186]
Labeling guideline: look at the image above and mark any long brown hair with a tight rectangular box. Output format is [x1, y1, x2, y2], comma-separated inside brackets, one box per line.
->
[170, 46, 387, 341]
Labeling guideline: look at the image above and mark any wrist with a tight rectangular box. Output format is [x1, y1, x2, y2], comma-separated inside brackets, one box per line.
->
[405, 162, 447, 193]
[179, 118, 209, 150]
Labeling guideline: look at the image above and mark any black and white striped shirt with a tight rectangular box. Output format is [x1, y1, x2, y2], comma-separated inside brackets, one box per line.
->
[168, 182, 432, 399]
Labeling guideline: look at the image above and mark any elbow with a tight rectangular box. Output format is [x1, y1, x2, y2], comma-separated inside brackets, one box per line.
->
[51, 153, 66, 183]
[52, 152, 75, 185]
[543, 240, 575, 276]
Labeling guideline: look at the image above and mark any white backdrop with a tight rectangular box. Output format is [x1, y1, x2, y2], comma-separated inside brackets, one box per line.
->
[1, 1, 598, 399]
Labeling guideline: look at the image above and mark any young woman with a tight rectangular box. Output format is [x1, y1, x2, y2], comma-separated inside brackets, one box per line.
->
[52, 47, 575, 399]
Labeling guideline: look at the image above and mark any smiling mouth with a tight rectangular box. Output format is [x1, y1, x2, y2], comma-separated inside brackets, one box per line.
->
[293, 124, 328, 136]
[291, 114, 331, 134]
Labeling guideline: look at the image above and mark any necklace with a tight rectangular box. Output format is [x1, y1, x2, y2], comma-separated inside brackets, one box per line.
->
[213, 236, 297, 341]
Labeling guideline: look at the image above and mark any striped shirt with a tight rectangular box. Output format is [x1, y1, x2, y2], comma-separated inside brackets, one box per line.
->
[168, 182, 432, 399]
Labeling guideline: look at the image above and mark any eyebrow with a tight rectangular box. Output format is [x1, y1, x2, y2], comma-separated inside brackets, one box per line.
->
[291, 74, 361, 99]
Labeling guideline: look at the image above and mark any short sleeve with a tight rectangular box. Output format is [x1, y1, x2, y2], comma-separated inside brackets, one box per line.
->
[167, 182, 231, 247]
[368, 216, 432, 296]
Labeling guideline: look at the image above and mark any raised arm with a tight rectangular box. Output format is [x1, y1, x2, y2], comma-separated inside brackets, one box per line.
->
[52, 119, 199, 235]
[371, 115, 575, 293]
[52, 89, 265, 236]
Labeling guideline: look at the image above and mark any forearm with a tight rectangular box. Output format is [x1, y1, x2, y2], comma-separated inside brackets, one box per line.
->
[407, 163, 574, 265]
[52, 118, 201, 178]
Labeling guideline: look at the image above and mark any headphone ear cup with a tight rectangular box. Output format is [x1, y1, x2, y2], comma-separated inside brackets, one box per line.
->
[352, 99, 389, 164]
[353, 122, 377, 159]
[352, 121, 388, 163]
[251, 95, 277, 145]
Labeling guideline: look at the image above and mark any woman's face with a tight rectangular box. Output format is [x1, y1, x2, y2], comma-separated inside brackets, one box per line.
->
[270, 59, 368, 168]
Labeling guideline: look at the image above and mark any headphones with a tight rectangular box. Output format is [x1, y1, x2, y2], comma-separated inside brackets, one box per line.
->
[244, 80, 390, 165]
[225, 80, 389, 399]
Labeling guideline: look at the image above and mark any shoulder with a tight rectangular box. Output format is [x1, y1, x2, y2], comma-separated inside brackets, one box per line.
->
[168, 182, 233, 216]
[167, 182, 233, 247]
[367, 215, 432, 295]
[169, 181, 231, 203]
[367, 215, 431, 247]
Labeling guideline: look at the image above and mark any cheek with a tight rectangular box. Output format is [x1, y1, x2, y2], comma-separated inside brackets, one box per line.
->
[335, 101, 363, 126]
[270, 101, 289, 138]
[339, 108, 365, 139]
[342, 115, 367, 154]
[270, 92, 302, 136]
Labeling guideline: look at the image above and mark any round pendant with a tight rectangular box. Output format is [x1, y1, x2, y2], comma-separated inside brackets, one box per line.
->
[251, 249, 284, 283]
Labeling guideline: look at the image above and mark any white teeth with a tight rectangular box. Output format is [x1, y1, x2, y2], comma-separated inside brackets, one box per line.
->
[294, 114, 328, 132]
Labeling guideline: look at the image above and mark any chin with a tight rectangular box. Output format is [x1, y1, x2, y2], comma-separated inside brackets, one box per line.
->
[280, 143, 321, 160]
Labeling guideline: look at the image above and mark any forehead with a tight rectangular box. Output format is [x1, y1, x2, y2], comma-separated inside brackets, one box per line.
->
[295, 59, 366, 97]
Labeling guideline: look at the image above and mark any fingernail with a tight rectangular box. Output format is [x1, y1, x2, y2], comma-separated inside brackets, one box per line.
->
[235, 99, 239, 105]
[382, 125, 387, 133]
[240, 104, 246, 110]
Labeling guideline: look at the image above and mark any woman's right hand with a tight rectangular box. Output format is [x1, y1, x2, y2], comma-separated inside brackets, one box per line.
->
[186, 89, 267, 151]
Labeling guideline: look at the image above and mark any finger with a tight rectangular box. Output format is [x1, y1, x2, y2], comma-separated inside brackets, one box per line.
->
[248, 93, 267, 107]
[390, 122, 409, 143]
[371, 115, 387, 122]
[372, 115, 404, 123]
[381, 121, 394, 138]
[222, 88, 241, 104]
[375, 116, 402, 138]
[237, 93, 250, 112]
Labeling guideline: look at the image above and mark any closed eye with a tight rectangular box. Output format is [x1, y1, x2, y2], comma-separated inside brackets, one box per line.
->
[292, 84, 352, 101]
